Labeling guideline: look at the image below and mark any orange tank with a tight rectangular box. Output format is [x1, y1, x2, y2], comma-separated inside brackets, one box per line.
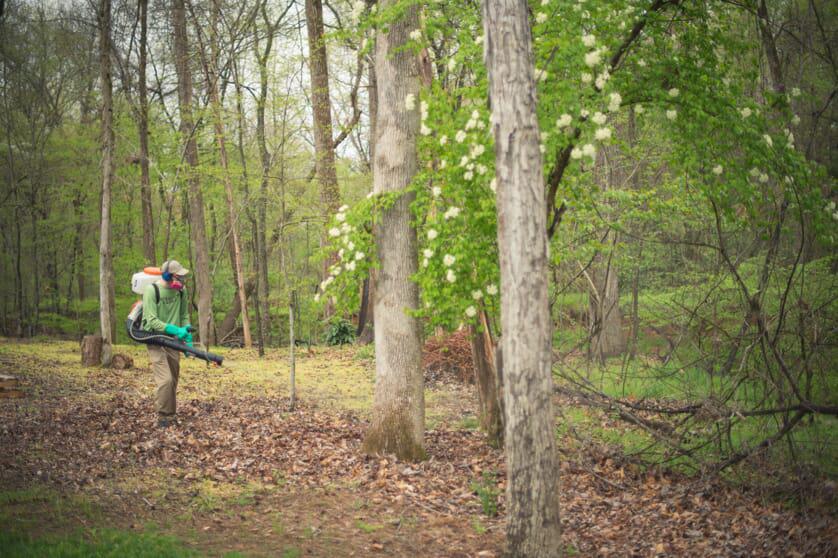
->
[143, 266, 162, 275]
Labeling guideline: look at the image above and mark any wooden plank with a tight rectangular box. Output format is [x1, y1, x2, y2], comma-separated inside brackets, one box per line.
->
[0, 390, 24, 399]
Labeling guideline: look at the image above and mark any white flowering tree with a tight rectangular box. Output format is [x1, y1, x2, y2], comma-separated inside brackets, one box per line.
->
[319, 0, 835, 472]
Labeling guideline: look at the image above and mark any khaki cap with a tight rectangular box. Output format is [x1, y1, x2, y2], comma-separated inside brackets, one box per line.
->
[163, 260, 190, 277]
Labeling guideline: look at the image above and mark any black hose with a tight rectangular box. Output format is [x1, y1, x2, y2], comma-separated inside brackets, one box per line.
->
[125, 309, 224, 365]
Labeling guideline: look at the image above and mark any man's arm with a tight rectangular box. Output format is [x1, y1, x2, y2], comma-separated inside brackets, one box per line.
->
[142, 284, 168, 332]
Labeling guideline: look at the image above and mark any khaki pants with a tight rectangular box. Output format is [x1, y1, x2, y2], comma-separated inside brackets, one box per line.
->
[148, 345, 181, 418]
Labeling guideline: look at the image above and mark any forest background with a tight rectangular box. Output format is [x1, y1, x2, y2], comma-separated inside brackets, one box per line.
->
[1, 0, 837, 513]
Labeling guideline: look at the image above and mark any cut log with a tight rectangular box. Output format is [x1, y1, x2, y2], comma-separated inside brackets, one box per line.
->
[111, 353, 134, 370]
[81, 334, 103, 367]
[0, 390, 24, 399]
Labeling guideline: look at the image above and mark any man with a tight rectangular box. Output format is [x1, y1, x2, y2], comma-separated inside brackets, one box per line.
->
[141, 260, 193, 427]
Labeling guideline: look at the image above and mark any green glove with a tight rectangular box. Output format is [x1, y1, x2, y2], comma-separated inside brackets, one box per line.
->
[185, 332, 193, 348]
[164, 323, 189, 340]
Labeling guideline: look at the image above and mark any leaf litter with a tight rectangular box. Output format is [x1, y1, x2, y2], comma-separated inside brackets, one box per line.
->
[0, 344, 835, 557]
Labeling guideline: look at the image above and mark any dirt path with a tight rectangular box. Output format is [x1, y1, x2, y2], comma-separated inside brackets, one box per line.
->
[1, 339, 835, 556]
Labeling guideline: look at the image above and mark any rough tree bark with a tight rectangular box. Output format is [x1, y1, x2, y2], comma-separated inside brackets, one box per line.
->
[587, 238, 626, 363]
[172, 0, 214, 346]
[469, 310, 504, 447]
[361, 0, 425, 462]
[98, 0, 116, 366]
[483, 0, 562, 554]
[304, 0, 341, 221]
[138, 0, 155, 265]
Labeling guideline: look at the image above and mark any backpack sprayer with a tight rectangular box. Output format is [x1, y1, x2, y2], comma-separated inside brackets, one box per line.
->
[126, 267, 224, 365]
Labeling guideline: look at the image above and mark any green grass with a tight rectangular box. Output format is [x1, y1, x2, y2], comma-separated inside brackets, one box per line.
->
[0, 529, 200, 558]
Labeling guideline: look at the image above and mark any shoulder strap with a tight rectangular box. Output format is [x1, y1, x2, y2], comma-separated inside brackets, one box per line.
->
[153, 283, 160, 304]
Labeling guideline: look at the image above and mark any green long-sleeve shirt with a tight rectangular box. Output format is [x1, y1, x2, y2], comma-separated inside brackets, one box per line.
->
[141, 282, 190, 332]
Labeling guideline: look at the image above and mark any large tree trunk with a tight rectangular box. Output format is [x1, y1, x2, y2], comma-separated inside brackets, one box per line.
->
[172, 0, 214, 346]
[98, 0, 116, 366]
[304, 0, 341, 265]
[138, 0, 155, 265]
[361, 0, 425, 462]
[200, 0, 251, 348]
[483, 0, 561, 554]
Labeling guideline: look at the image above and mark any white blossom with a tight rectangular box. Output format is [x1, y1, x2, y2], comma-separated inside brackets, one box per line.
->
[584, 50, 601, 67]
[420, 101, 429, 119]
[432, 186, 442, 197]
[608, 92, 622, 112]
[427, 229, 438, 240]
[712, 165, 723, 175]
[404, 93, 416, 110]
[740, 107, 752, 118]
[571, 147, 583, 160]
[476, 164, 487, 175]
[556, 113, 572, 128]
[486, 284, 498, 295]
[750, 167, 760, 177]
[347, 241, 355, 250]
[535, 69, 548, 81]
[464, 170, 474, 180]
[447, 58, 457, 72]
[595, 127, 612, 140]
[791, 114, 801, 126]
[455, 130, 467, 143]
[409, 29, 422, 41]
[341, 223, 351, 233]
[592, 111, 607, 125]
[470, 144, 486, 157]
[763, 134, 773, 147]
[459, 155, 470, 167]
[465, 306, 477, 318]
[595, 71, 610, 89]
[635, 104, 644, 114]
[422, 258, 429, 268]
[791, 87, 801, 97]
[472, 289, 483, 300]
[421, 124, 432, 136]
[351, 0, 365, 23]
[355, 252, 365, 261]
[339, 204, 349, 212]
[580, 108, 590, 117]
[423, 248, 434, 259]
[759, 173, 769, 183]
[328, 227, 341, 237]
[637, 58, 647, 67]
[475, 35, 484, 46]
[489, 178, 497, 192]
[440, 160, 447, 169]
[443, 254, 456, 267]
[582, 34, 596, 47]
[581, 72, 593, 84]
[582, 143, 596, 159]
[465, 119, 477, 130]
[346, 261, 356, 271]
[446, 269, 456, 283]
[338, 248, 345, 260]
[335, 212, 346, 223]
[668, 87, 680, 97]
[439, 135, 448, 146]
[666, 109, 678, 120]
[536, 12, 547, 23]
[476, 119, 486, 130]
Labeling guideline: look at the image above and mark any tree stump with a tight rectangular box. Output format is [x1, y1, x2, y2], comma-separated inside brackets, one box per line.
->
[81, 335, 103, 367]
[111, 353, 134, 370]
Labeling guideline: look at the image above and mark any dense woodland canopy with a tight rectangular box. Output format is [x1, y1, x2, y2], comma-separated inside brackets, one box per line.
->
[1, 0, 836, 552]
